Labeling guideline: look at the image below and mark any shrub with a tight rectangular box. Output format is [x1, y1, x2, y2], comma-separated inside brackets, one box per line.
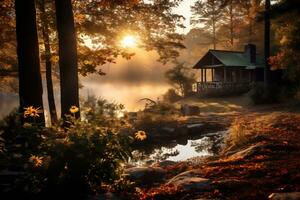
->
[163, 88, 182, 103]
[225, 114, 277, 151]
[0, 110, 133, 199]
[249, 82, 285, 104]
[225, 119, 250, 150]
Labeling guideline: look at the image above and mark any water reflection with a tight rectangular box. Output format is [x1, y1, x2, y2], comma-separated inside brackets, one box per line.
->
[80, 81, 170, 111]
[131, 131, 227, 166]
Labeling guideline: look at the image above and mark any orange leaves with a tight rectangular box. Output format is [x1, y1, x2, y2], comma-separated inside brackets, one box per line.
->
[74, 13, 85, 25]
[269, 52, 285, 70]
[139, 184, 181, 200]
[98, 0, 141, 8]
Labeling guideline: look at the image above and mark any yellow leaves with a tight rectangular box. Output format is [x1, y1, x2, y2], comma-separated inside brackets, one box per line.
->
[23, 106, 43, 118]
[83, 60, 92, 65]
[280, 35, 288, 45]
[50, 55, 59, 64]
[134, 130, 147, 141]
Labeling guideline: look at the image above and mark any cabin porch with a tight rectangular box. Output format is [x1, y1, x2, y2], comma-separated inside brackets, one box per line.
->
[195, 66, 253, 96]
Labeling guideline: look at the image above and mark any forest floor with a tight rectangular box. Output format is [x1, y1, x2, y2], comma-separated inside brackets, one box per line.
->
[132, 98, 300, 200]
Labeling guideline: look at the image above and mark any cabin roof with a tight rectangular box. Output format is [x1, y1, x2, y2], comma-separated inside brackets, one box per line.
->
[193, 49, 264, 69]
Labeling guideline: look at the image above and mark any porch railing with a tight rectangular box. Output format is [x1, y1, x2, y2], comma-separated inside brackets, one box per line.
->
[196, 81, 250, 96]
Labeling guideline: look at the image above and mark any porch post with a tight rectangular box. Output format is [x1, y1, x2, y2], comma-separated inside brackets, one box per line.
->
[223, 67, 227, 82]
[239, 68, 243, 82]
[212, 68, 214, 82]
[201, 68, 203, 83]
[248, 71, 252, 82]
[204, 68, 207, 82]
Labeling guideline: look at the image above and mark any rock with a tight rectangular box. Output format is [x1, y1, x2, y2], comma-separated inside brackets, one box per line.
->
[225, 143, 263, 159]
[181, 104, 200, 116]
[176, 137, 188, 145]
[176, 126, 189, 137]
[167, 170, 213, 191]
[268, 192, 300, 200]
[124, 167, 166, 186]
[215, 179, 251, 191]
[187, 123, 203, 135]
[94, 192, 121, 200]
[187, 123, 203, 129]
[162, 127, 175, 133]
[226, 142, 298, 160]
[152, 160, 177, 167]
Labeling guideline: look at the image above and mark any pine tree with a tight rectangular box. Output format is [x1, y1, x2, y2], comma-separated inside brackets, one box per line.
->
[191, 0, 223, 49]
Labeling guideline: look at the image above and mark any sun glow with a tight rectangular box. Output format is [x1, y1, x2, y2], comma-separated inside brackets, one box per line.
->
[120, 35, 138, 48]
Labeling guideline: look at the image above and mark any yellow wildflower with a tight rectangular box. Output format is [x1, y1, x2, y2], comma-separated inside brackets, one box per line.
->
[69, 105, 79, 114]
[134, 130, 147, 141]
[23, 106, 43, 118]
[29, 155, 43, 167]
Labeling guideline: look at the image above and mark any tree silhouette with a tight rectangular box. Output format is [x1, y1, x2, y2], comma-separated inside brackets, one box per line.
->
[55, 0, 80, 119]
[15, 0, 44, 123]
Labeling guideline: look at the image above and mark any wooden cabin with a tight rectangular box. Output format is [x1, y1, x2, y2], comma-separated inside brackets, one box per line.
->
[193, 44, 264, 96]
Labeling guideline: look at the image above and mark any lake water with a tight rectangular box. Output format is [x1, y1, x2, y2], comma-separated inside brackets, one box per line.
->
[131, 131, 227, 166]
[0, 81, 170, 120]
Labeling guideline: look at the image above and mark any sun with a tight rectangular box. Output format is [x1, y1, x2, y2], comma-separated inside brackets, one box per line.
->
[120, 35, 138, 48]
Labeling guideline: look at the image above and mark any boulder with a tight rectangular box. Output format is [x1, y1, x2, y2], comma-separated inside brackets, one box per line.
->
[152, 160, 177, 167]
[167, 170, 213, 191]
[181, 104, 200, 116]
[176, 137, 188, 145]
[124, 167, 166, 186]
[268, 192, 300, 200]
[162, 127, 176, 133]
[187, 123, 203, 135]
[215, 179, 251, 191]
[94, 192, 121, 200]
[225, 143, 263, 159]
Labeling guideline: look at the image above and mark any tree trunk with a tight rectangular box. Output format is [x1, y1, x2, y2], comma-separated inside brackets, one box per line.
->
[213, 18, 216, 49]
[55, 0, 80, 119]
[39, 0, 58, 124]
[15, 0, 45, 123]
[264, 0, 270, 89]
[247, 7, 253, 43]
[229, 0, 234, 49]
[212, 0, 217, 49]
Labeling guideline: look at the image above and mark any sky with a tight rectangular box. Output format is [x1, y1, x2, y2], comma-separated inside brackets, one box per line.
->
[0, 0, 201, 116]
[173, 0, 198, 34]
[80, 1, 200, 111]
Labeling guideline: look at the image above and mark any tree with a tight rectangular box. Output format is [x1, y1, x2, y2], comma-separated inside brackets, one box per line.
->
[0, 0, 16, 73]
[264, 0, 271, 89]
[268, 0, 300, 86]
[165, 62, 195, 97]
[55, 0, 80, 119]
[73, 0, 185, 76]
[239, 0, 263, 44]
[15, 0, 44, 123]
[38, 0, 58, 124]
[191, 0, 223, 49]
[217, 0, 243, 49]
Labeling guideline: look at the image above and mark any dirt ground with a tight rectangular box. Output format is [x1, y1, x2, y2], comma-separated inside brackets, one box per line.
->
[139, 97, 300, 200]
